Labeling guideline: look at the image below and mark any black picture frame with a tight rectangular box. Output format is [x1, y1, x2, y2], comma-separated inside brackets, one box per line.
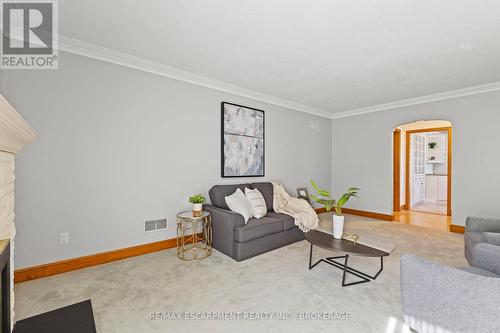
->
[297, 187, 311, 204]
[221, 102, 265, 178]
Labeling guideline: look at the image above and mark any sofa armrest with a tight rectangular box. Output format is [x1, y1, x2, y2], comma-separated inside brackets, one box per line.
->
[204, 205, 245, 258]
[204, 205, 245, 228]
[466, 216, 500, 233]
[472, 243, 500, 275]
[400, 254, 500, 333]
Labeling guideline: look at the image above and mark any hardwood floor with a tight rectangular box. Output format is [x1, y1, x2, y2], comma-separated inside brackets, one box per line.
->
[394, 209, 451, 232]
[411, 200, 447, 215]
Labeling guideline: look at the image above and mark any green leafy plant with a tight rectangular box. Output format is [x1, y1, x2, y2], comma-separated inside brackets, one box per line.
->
[428, 142, 437, 149]
[310, 180, 359, 216]
[309, 180, 335, 212]
[188, 194, 205, 204]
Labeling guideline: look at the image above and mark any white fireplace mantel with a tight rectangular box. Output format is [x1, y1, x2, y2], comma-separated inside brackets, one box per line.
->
[0, 94, 36, 331]
[0, 95, 37, 154]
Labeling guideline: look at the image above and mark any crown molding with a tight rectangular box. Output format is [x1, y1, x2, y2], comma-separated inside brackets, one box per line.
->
[56, 35, 332, 119]
[331, 81, 500, 119]
[55, 35, 500, 121]
[0, 95, 37, 154]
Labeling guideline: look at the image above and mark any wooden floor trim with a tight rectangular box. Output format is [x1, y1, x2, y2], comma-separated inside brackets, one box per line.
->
[16, 207, 405, 283]
[14, 234, 200, 284]
[449, 224, 465, 234]
[314, 207, 394, 221]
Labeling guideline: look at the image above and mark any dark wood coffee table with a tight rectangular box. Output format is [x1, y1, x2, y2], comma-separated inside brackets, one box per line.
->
[305, 229, 390, 287]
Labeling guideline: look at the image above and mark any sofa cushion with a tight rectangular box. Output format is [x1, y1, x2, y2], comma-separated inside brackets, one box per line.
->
[458, 266, 499, 278]
[472, 242, 500, 276]
[251, 182, 273, 212]
[225, 188, 253, 223]
[209, 184, 251, 210]
[233, 216, 284, 243]
[244, 187, 267, 218]
[266, 212, 296, 230]
[482, 232, 500, 247]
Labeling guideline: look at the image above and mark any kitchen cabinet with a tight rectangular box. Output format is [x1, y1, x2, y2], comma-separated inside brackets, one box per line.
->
[425, 175, 447, 202]
[437, 176, 447, 201]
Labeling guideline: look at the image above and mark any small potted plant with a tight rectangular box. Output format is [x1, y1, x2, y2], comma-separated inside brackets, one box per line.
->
[310, 180, 359, 239]
[189, 194, 205, 217]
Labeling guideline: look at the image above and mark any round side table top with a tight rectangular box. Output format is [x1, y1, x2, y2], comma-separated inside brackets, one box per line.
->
[177, 211, 210, 220]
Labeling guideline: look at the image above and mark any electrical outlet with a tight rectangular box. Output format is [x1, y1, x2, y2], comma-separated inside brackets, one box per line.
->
[59, 232, 69, 245]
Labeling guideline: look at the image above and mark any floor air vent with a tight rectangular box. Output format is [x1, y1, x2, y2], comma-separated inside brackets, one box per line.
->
[144, 218, 167, 232]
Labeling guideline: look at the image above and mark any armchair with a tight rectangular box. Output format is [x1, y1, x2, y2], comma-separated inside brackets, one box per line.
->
[400, 243, 500, 333]
[465, 216, 500, 264]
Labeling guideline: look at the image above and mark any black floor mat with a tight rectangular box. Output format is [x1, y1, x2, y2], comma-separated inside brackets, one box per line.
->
[13, 300, 97, 333]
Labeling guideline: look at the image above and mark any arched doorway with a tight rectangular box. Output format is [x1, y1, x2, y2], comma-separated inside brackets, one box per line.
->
[393, 120, 452, 229]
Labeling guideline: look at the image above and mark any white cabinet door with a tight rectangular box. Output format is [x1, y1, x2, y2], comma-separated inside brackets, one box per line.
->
[438, 176, 448, 201]
[426, 176, 438, 201]
[420, 175, 426, 202]
[412, 175, 426, 205]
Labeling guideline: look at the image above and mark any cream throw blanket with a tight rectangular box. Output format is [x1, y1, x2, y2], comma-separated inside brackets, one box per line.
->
[272, 182, 319, 232]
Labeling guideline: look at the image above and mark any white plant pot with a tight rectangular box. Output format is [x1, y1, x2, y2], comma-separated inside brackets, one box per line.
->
[192, 203, 203, 217]
[333, 215, 345, 239]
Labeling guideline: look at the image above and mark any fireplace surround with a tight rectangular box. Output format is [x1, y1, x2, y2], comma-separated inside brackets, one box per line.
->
[0, 95, 36, 331]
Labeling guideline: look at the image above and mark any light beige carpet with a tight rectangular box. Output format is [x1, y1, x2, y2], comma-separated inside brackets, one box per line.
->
[15, 213, 466, 333]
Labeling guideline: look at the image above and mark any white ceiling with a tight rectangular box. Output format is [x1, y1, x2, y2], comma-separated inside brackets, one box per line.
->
[59, 0, 500, 117]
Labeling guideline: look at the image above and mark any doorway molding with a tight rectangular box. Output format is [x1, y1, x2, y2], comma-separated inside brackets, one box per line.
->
[402, 126, 452, 216]
[393, 129, 401, 212]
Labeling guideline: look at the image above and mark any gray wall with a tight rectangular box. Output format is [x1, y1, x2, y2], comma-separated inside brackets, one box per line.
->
[4, 52, 331, 268]
[332, 91, 500, 226]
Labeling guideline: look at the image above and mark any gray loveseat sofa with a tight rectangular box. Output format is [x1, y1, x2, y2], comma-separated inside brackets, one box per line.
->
[204, 182, 305, 261]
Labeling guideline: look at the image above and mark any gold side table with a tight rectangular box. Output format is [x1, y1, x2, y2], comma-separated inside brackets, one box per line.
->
[176, 211, 212, 261]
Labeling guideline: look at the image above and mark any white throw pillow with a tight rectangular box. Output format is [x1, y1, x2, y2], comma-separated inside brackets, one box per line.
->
[245, 187, 267, 219]
[225, 188, 253, 223]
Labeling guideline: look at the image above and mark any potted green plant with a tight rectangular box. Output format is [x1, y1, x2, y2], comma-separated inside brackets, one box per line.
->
[189, 194, 205, 217]
[310, 180, 359, 239]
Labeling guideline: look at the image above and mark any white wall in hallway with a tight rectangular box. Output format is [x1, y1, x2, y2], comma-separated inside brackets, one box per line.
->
[4, 52, 331, 268]
[332, 91, 500, 226]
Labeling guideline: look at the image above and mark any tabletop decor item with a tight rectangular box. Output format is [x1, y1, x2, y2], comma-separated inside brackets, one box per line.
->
[221, 102, 264, 177]
[296, 187, 311, 204]
[309, 179, 359, 239]
[189, 194, 205, 217]
[176, 211, 212, 261]
[342, 232, 360, 245]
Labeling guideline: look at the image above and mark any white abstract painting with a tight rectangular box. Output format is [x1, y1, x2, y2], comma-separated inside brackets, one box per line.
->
[222, 102, 264, 177]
